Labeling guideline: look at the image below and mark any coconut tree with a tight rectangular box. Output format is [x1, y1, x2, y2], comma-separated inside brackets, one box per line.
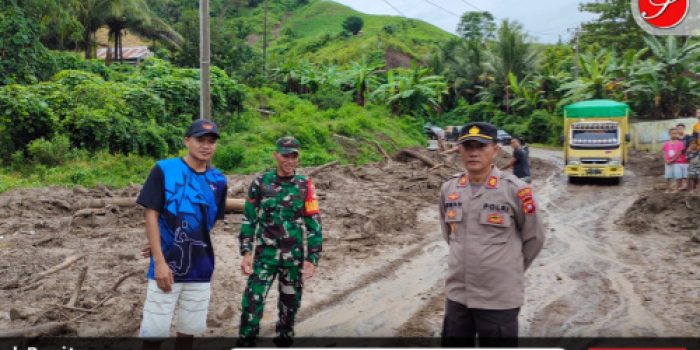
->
[483, 20, 537, 112]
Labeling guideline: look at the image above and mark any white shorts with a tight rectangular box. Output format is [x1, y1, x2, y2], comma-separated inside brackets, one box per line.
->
[139, 280, 211, 337]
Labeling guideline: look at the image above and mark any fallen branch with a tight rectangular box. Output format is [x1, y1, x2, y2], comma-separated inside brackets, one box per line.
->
[398, 149, 440, 168]
[308, 160, 339, 177]
[430, 164, 446, 171]
[111, 270, 141, 292]
[0, 322, 67, 337]
[67, 265, 88, 308]
[30, 254, 86, 283]
[369, 140, 392, 164]
[54, 304, 100, 313]
[2, 254, 87, 290]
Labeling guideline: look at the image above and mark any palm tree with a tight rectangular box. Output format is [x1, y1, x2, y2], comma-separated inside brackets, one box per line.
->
[78, 0, 182, 61]
[434, 38, 488, 104]
[483, 20, 537, 112]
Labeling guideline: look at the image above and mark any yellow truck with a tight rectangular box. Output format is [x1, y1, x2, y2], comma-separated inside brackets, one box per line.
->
[563, 100, 631, 183]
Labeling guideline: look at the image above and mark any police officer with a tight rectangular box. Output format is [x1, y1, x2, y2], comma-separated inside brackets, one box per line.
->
[237, 136, 323, 346]
[439, 122, 545, 347]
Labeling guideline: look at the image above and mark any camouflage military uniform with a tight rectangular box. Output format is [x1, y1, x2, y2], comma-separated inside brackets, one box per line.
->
[238, 170, 323, 339]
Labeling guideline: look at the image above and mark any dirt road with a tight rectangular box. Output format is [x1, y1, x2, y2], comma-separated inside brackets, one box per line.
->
[0, 147, 697, 337]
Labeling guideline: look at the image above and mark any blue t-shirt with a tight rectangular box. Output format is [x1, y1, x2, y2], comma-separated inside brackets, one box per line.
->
[137, 158, 227, 282]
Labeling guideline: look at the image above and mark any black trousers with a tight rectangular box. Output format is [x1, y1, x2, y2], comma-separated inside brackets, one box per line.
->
[441, 299, 520, 347]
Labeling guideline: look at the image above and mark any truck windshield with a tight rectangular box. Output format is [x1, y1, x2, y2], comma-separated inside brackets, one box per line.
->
[570, 122, 619, 148]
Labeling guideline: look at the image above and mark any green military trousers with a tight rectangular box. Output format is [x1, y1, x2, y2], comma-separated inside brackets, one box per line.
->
[238, 261, 303, 339]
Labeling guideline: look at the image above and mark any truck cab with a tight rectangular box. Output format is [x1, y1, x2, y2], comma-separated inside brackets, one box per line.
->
[563, 100, 630, 181]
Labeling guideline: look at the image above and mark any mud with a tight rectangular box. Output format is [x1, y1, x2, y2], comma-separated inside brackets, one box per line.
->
[0, 147, 697, 337]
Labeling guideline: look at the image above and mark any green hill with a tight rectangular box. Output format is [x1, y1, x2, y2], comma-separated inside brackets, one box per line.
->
[245, 0, 456, 66]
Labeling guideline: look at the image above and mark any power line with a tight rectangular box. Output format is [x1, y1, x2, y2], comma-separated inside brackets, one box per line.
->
[420, 0, 463, 18]
[459, 0, 482, 12]
[382, 0, 406, 17]
[455, 0, 561, 36]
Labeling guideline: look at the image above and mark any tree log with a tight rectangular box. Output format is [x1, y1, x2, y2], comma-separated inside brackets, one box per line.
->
[67, 265, 88, 308]
[226, 198, 245, 213]
[307, 160, 339, 177]
[0, 322, 67, 337]
[398, 149, 440, 168]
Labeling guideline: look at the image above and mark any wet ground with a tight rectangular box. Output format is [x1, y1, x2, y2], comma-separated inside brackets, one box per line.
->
[0, 147, 698, 337]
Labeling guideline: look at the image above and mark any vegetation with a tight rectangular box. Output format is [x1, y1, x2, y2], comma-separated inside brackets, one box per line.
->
[1, 0, 700, 193]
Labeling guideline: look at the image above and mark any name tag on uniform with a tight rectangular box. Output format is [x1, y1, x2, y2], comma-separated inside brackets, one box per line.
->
[445, 207, 463, 223]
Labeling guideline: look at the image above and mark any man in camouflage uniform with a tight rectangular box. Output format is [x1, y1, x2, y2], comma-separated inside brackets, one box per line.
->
[439, 122, 545, 347]
[237, 137, 323, 346]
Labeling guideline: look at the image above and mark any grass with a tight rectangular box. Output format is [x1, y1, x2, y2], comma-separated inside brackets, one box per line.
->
[258, 0, 455, 65]
[0, 88, 426, 193]
[0, 152, 154, 193]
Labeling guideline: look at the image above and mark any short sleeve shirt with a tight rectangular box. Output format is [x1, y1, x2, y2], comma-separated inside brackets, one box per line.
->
[513, 148, 531, 178]
[662, 141, 686, 164]
[137, 158, 227, 282]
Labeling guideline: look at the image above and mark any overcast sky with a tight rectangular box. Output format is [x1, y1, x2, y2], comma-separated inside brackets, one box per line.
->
[330, 0, 598, 43]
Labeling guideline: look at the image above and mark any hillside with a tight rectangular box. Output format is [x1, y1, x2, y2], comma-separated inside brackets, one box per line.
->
[243, 0, 456, 66]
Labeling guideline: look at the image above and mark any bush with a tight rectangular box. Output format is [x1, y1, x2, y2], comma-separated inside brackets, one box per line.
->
[522, 109, 563, 144]
[51, 70, 105, 88]
[27, 134, 71, 166]
[214, 143, 245, 171]
[0, 84, 59, 160]
[342, 16, 364, 35]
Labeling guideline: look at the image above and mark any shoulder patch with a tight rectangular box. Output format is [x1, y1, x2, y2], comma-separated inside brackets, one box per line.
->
[486, 176, 498, 189]
[303, 179, 320, 216]
[457, 174, 468, 187]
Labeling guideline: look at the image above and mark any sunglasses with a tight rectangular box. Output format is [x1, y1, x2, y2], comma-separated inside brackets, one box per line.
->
[281, 153, 299, 159]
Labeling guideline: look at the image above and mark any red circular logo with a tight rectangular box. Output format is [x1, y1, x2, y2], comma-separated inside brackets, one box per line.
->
[639, 0, 689, 28]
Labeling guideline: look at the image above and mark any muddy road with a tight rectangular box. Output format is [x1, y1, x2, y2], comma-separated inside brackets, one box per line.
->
[0, 147, 698, 337]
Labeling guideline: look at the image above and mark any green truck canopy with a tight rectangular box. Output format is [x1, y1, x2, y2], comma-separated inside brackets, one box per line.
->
[564, 100, 630, 118]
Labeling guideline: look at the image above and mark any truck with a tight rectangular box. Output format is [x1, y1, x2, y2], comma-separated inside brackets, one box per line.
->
[563, 100, 631, 183]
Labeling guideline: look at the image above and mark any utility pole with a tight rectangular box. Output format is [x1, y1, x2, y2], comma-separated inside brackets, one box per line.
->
[200, 0, 211, 120]
[567, 27, 581, 79]
[263, 0, 269, 79]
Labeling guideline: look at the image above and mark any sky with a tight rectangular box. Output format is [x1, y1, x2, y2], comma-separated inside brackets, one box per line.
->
[330, 0, 598, 43]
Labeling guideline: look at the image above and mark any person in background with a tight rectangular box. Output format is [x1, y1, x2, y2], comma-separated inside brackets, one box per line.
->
[662, 127, 686, 193]
[501, 137, 532, 183]
[686, 139, 700, 194]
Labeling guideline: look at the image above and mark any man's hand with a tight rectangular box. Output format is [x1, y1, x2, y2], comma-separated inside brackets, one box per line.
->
[141, 244, 151, 258]
[302, 261, 315, 281]
[154, 261, 174, 292]
[241, 253, 253, 276]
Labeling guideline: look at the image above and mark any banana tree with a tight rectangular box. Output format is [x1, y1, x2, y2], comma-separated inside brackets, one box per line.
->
[557, 49, 621, 106]
[341, 56, 383, 106]
[370, 67, 448, 116]
[507, 72, 543, 116]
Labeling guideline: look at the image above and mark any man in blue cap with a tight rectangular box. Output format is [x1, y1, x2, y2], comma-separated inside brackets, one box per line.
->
[136, 119, 228, 346]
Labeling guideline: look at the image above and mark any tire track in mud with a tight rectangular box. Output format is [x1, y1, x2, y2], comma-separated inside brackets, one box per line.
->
[522, 150, 675, 336]
[286, 209, 448, 337]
